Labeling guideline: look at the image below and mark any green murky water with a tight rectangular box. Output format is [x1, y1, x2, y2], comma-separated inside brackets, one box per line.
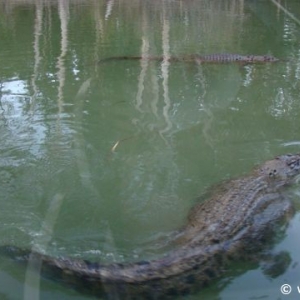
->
[1, 0, 300, 299]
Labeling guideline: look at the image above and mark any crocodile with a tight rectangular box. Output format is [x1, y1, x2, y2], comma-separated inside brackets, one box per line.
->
[1, 153, 300, 299]
[99, 53, 280, 64]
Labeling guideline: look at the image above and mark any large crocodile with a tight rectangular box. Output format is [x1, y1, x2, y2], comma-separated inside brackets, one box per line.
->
[99, 53, 280, 64]
[1, 153, 300, 299]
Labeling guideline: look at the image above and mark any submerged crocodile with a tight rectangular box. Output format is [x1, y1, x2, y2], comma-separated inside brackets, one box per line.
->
[99, 53, 280, 64]
[1, 154, 300, 299]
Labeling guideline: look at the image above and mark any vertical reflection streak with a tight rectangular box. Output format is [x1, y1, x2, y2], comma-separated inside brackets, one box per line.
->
[56, 0, 69, 116]
[159, 13, 172, 138]
[24, 193, 65, 300]
[31, 0, 43, 109]
[135, 36, 150, 112]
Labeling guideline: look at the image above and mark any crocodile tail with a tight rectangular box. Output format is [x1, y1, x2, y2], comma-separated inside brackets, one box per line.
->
[0, 245, 31, 262]
[99, 56, 144, 63]
[0, 245, 106, 296]
[0, 245, 174, 298]
[0, 244, 211, 299]
[99, 56, 174, 63]
[0, 244, 224, 299]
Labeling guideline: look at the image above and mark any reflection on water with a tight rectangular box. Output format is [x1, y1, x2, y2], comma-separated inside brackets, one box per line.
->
[1, 0, 300, 299]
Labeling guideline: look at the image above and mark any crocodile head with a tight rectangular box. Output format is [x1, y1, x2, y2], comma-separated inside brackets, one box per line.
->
[259, 154, 300, 181]
[262, 55, 280, 62]
[247, 55, 279, 62]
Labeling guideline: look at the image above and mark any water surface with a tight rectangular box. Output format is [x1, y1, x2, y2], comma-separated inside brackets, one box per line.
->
[1, 0, 300, 299]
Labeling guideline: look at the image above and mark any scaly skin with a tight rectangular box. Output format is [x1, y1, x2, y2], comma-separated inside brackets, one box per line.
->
[99, 53, 280, 64]
[1, 154, 300, 299]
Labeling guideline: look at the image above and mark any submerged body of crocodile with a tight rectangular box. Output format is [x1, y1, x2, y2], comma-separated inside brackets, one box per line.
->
[1, 154, 300, 299]
[100, 53, 280, 64]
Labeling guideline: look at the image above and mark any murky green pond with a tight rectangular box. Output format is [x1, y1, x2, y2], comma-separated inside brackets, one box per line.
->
[1, 0, 300, 299]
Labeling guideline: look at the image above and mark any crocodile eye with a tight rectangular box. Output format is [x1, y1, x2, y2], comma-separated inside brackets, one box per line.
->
[288, 159, 300, 169]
